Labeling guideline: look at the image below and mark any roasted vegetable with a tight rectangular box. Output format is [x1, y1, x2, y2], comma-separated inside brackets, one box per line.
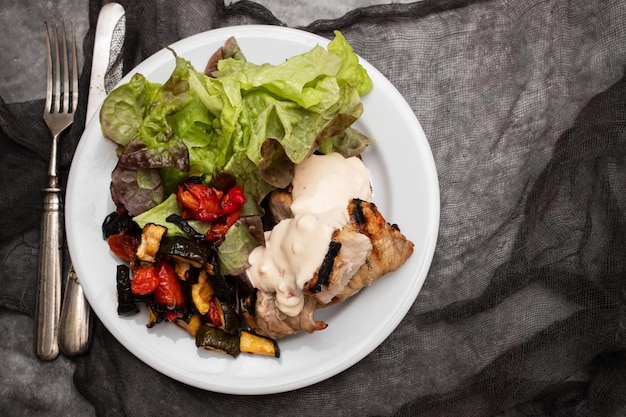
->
[135, 223, 168, 263]
[171, 257, 195, 281]
[107, 232, 140, 263]
[116, 265, 139, 316]
[174, 182, 247, 242]
[165, 214, 206, 241]
[131, 265, 159, 295]
[102, 210, 137, 239]
[175, 313, 203, 337]
[195, 325, 279, 358]
[158, 235, 211, 268]
[190, 269, 240, 331]
[206, 256, 231, 300]
[176, 183, 246, 223]
[195, 324, 241, 357]
[240, 330, 280, 358]
[146, 301, 165, 328]
[220, 299, 242, 333]
[191, 270, 214, 315]
[153, 260, 186, 310]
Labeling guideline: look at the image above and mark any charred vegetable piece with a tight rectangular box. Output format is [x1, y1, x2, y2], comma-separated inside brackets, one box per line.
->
[154, 260, 186, 310]
[195, 324, 241, 357]
[107, 232, 140, 263]
[146, 301, 165, 328]
[206, 256, 231, 301]
[232, 273, 255, 300]
[116, 265, 139, 316]
[171, 258, 198, 282]
[239, 291, 257, 330]
[165, 214, 206, 241]
[205, 209, 242, 242]
[158, 235, 212, 268]
[165, 311, 183, 322]
[189, 270, 237, 330]
[191, 270, 214, 315]
[135, 223, 168, 263]
[240, 331, 280, 358]
[175, 313, 203, 337]
[102, 210, 137, 239]
[207, 298, 224, 328]
[220, 299, 242, 333]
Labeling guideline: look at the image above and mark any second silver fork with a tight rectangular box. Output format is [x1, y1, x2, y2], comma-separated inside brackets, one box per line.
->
[34, 20, 78, 361]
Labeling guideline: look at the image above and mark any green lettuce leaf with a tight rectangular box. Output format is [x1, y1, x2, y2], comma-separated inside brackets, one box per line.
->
[102, 31, 374, 216]
[217, 220, 261, 276]
[133, 193, 211, 237]
[100, 73, 160, 147]
[327, 30, 373, 95]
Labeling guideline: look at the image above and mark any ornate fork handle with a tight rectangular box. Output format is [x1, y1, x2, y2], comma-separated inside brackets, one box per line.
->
[59, 264, 92, 355]
[35, 182, 64, 360]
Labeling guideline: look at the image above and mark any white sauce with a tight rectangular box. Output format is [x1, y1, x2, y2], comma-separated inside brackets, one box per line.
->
[246, 153, 372, 317]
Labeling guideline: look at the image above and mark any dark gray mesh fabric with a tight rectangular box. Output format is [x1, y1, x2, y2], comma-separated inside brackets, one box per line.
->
[1, 0, 626, 415]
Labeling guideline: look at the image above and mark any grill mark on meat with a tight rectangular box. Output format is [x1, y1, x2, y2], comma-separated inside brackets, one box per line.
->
[304, 240, 342, 293]
[349, 198, 368, 226]
[245, 195, 413, 339]
[327, 199, 414, 304]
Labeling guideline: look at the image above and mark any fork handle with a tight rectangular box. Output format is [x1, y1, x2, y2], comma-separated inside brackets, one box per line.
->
[59, 264, 93, 356]
[34, 186, 63, 361]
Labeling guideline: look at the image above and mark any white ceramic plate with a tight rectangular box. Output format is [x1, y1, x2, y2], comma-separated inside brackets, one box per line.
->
[66, 25, 439, 395]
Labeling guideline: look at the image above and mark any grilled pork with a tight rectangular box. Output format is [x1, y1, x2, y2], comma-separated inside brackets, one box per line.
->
[245, 195, 414, 339]
[245, 289, 327, 340]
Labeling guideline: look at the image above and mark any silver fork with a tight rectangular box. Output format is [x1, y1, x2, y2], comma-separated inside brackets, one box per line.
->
[34, 20, 78, 361]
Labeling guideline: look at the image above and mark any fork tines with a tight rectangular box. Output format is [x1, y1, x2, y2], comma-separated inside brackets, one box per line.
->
[44, 20, 78, 115]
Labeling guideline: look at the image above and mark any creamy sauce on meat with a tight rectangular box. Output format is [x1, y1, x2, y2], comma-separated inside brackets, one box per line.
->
[246, 153, 372, 317]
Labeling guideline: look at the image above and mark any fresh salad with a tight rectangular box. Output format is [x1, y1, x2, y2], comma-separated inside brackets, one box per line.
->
[101, 31, 378, 358]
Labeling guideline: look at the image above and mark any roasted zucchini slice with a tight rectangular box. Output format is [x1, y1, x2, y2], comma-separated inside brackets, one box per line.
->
[135, 223, 167, 263]
[240, 331, 280, 358]
[205, 256, 231, 301]
[220, 300, 242, 333]
[195, 324, 241, 357]
[158, 236, 211, 268]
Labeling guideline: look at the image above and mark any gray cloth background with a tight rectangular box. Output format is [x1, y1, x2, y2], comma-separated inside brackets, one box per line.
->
[2, 0, 626, 416]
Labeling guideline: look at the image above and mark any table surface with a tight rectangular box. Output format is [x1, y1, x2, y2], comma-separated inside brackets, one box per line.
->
[0, 0, 415, 103]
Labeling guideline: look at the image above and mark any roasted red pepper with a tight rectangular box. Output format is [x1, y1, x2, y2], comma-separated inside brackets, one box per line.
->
[153, 260, 186, 311]
[175, 183, 246, 241]
[107, 232, 139, 263]
[165, 311, 182, 322]
[176, 183, 223, 222]
[207, 298, 222, 328]
[205, 209, 241, 242]
[131, 265, 159, 295]
[220, 186, 247, 215]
